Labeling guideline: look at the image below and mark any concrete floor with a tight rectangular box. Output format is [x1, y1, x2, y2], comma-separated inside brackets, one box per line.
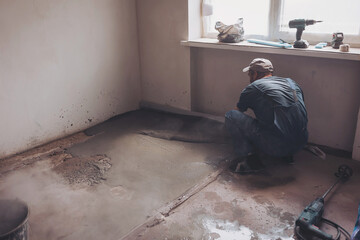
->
[0, 109, 359, 240]
[135, 150, 360, 240]
[0, 109, 230, 239]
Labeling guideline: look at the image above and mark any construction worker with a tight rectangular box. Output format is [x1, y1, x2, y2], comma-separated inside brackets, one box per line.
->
[225, 58, 308, 173]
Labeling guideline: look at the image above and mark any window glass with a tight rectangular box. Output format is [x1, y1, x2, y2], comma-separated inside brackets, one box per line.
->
[280, 0, 360, 35]
[204, 0, 360, 45]
[209, 0, 270, 36]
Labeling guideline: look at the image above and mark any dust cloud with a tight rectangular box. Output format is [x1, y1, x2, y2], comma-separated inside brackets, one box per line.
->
[0, 111, 233, 239]
[0, 160, 134, 240]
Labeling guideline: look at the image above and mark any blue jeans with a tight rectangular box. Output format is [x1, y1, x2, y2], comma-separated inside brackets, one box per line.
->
[225, 110, 306, 158]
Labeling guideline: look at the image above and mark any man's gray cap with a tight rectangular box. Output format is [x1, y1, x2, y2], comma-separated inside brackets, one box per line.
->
[242, 58, 274, 73]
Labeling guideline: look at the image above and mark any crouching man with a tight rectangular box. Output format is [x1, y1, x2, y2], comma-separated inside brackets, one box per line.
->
[225, 58, 308, 173]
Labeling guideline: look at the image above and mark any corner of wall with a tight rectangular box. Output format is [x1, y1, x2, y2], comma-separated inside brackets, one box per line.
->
[136, 0, 192, 111]
[134, 0, 144, 103]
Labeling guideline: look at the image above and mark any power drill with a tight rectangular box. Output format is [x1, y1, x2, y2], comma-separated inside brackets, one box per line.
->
[289, 19, 322, 48]
[296, 197, 332, 239]
[295, 165, 353, 240]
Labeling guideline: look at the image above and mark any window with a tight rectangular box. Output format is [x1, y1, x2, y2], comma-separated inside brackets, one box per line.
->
[204, 0, 270, 39]
[203, 0, 360, 46]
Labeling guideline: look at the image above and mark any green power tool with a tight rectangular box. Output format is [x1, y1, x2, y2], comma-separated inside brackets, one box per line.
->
[289, 19, 322, 48]
[295, 164, 353, 240]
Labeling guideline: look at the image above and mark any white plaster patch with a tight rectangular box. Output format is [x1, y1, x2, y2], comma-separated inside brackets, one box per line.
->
[202, 218, 294, 240]
[202, 218, 253, 240]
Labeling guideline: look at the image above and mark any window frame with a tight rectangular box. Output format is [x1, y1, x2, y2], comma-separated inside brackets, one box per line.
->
[202, 0, 360, 47]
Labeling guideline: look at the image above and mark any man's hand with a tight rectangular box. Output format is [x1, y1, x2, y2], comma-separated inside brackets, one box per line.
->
[234, 107, 256, 118]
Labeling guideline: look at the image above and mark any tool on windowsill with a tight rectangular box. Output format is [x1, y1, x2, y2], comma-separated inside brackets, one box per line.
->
[340, 44, 350, 52]
[295, 164, 353, 240]
[289, 19, 323, 48]
[332, 32, 344, 49]
[247, 39, 292, 48]
[315, 42, 328, 49]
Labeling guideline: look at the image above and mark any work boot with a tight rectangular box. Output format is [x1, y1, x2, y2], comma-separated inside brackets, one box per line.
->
[228, 156, 245, 172]
[229, 154, 265, 174]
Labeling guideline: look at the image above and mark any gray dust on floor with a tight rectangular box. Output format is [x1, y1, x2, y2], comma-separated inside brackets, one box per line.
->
[0, 109, 231, 240]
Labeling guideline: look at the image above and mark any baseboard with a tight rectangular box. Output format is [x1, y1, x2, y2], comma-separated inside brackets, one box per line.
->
[139, 101, 225, 123]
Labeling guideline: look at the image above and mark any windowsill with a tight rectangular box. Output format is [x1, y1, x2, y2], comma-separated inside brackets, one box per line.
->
[181, 38, 360, 61]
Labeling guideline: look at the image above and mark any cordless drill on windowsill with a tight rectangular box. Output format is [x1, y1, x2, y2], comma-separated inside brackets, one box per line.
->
[289, 19, 322, 48]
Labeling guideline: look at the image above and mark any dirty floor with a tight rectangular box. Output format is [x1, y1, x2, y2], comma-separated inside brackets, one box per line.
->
[135, 150, 360, 240]
[0, 109, 359, 240]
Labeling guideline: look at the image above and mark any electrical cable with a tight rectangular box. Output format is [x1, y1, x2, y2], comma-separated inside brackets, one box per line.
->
[321, 217, 351, 240]
[295, 218, 351, 240]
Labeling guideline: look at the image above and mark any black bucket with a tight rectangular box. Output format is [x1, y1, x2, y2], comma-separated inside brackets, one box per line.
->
[0, 199, 29, 240]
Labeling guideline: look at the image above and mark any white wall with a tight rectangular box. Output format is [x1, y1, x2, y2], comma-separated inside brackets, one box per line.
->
[136, 0, 191, 111]
[0, 0, 141, 158]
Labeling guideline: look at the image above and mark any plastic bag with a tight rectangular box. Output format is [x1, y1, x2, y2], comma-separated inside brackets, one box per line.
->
[215, 18, 244, 43]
